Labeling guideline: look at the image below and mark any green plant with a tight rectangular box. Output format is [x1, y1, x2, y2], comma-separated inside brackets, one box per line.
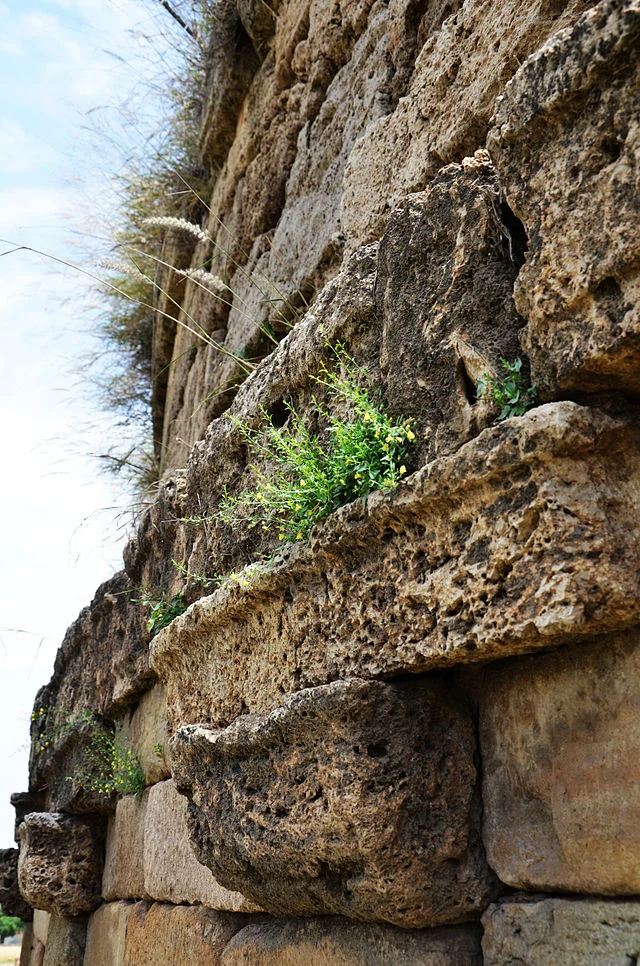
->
[219, 347, 415, 542]
[74, 721, 146, 799]
[477, 357, 537, 420]
[0, 907, 22, 944]
[136, 591, 188, 634]
[153, 742, 164, 758]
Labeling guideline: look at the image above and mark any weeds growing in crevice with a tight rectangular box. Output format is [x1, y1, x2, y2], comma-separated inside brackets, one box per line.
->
[478, 357, 537, 420]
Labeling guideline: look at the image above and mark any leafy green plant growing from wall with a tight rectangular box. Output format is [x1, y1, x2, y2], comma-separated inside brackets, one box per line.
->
[31, 708, 146, 799]
[477, 357, 537, 420]
[219, 347, 416, 542]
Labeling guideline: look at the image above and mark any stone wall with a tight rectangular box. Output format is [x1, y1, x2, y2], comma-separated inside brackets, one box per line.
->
[10, 0, 640, 962]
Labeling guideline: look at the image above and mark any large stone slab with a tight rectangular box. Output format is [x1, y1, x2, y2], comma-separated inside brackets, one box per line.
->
[480, 629, 640, 894]
[125, 683, 170, 786]
[342, 0, 596, 253]
[143, 780, 259, 912]
[102, 795, 147, 901]
[221, 918, 482, 965]
[0, 848, 32, 921]
[41, 915, 87, 966]
[482, 898, 640, 965]
[152, 402, 640, 729]
[18, 813, 104, 917]
[83, 901, 133, 966]
[171, 677, 497, 928]
[123, 902, 247, 966]
[488, 0, 640, 396]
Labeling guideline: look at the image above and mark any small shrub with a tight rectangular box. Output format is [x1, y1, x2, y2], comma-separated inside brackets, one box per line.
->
[477, 357, 537, 420]
[138, 591, 188, 634]
[0, 907, 22, 943]
[219, 347, 415, 542]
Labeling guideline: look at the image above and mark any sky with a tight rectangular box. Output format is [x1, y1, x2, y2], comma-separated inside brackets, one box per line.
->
[0, 0, 186, 846]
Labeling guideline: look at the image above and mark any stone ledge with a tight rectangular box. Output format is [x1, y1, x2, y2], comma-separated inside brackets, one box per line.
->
[171, 676, 498, 928]
[152, 402, 640, 729]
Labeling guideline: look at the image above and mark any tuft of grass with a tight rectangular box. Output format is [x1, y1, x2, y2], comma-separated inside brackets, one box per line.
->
[478, 357, 537, 420]
[219, 347, 415, 542]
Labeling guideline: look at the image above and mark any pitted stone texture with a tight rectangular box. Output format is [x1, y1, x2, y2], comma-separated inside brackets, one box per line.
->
[0, 848, 32, 921]
[83, 901, 133, 966]
[152, 403, 640, 730]
[481, 629, 640, 894]
[488, 0, 640, 396]
[342, 0, 595, 253]
[102, 794, 147, 901]
[123, 902, 246, 966]
[377, 153, 525, 463]
[482, 898, 640, 965]
[143, 780, 259, 912]
[126, 683, 170, 785]
[171, 677, 497, 928]
[41, 915, 87, 966]
[221, 918, 482, 965]
[18, 813, 104, 917]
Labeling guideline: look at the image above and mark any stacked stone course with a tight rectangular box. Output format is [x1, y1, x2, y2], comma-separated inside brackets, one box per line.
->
[7, 0, 640, 962]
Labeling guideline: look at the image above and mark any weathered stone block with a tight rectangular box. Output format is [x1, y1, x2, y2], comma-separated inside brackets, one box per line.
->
[220, 919, 482, 965]
[126, 683, 170, 786]
[171, 677, 497, 928]
[102, 794, 147, 901]
[488, 0, 640, 396]
[0, 848, 32, 921]
[32, 911, 50, 945]
[42, 915, 87, 966]
[18, 813, 104, 917]
[152, 403, 640, 729]
[143, 781, 259, 912]
[480, 629, 640, 894]
[482, 898, 640, 965]
[123, 902, 246, 966]
[19, 922, 35, 966]
[377, 152, 525, 463]
[83, 901, 133, 966]
[11, 793, 45, 844]
[342, 0, 596, 252]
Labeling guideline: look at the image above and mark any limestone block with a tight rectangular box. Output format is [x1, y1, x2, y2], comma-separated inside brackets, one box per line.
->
[220, 919, 482, 965]
[171, 677, 497, 928]
[102, 794, 147, 901]
[19, 923, 35, 966]
[152, 403, 640, 729]
[143, 781, 259, 912]
[480, 629, 640, 894]
[123, 902, 246, 966]
[24, 939, 44, 966]
[32, 911, 50, 945]
[83, 901, 133, 966]
[126, 683, 170, 785]
[342, 0, 595, 252]
[488, 0, 640, 396]
[18, 813, 104, 917]
[11, 793, 45, 844]
[482, 898, 640, 965]
[42, 915, 87, 966]
[0, 848, 32, 921]
[377, 152, 525, 463]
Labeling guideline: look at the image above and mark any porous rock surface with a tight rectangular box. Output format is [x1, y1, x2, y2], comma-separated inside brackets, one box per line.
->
[488, 0, 640, 396]
[0, 847, 32, 921]
[220, 918, 483, 965]
[480, 628, 640, 894]
[171, 677, 497, 927]
[152, 401, 640, 728]
[17, 813, 104, 918]
[122, 902, 246, 966]
[482, 898, 640, 965]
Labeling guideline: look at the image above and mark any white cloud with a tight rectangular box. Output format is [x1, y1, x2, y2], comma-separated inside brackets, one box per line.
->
[0, 117, 59, 172]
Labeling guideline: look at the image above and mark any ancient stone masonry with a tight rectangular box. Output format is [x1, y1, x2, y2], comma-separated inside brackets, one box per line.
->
[11, 0, 640, 963]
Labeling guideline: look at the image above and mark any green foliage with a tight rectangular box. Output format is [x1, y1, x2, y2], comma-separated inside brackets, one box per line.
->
[478, 357, 537, 420]
[138, 591, 188, 634]
[219, 348, 415, 542]
[0, 907, 22, 943]
[153, 742, 164, 758]
[74, 719, 146, 799]
[31, 709, 145, 799]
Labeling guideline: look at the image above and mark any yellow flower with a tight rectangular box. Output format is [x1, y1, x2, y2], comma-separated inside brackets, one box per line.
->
[279, 533, 285, 540]
[399, 465, 407, 475]
[296, 533, 303, 540]
[406, 429, 415, 441]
